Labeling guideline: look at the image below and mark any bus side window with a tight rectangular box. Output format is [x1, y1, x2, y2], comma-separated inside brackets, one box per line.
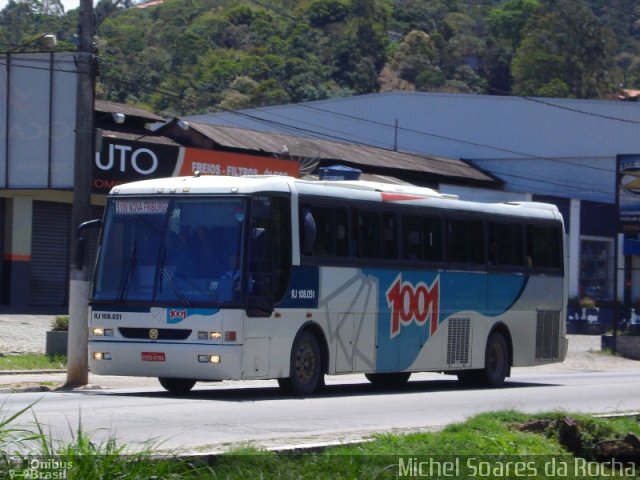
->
[424, 215, 443, 262]
[448, 219, 468, 263]
[299, 204, 349, 258]
[353, 210, 397, 261]
[447, 218, 484, 264]
[489, 222, 524, 267]
[402, 215, 424, 261]
[300, 207, 316, 256]
[526, 224, 562, 270]
[310, 206, 332, 256]
[249, 195, 291, 304]
[382, 213, 397, 260]
[335, 208, 349, 256]
[357, 210, 382, 258]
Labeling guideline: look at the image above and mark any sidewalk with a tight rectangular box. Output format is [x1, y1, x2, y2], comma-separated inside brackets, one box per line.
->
[0, 314, 160, 391]
[0, 314, 57, 354]
[0, 314, 638, 392]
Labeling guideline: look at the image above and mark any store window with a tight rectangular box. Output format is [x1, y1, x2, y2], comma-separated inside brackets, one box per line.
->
[579, 238, 614, 299]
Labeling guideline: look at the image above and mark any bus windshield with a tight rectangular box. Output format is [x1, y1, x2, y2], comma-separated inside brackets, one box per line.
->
[93, 197, 247, 306]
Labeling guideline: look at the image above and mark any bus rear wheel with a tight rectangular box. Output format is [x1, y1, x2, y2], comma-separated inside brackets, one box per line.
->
[279, 330, 324, 396]
[483, 332, 509, 387]
[458, 332, 509, 388]
[158, 377, 196, 393]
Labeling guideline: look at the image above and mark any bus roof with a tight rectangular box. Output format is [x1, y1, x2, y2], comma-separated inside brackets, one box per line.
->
[110, 175, 562, 222]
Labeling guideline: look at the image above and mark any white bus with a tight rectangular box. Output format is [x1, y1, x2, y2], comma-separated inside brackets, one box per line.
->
[87, 174, 568, 395]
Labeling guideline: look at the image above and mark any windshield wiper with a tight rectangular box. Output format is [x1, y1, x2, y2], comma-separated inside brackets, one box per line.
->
[155, 249, 191, 307]
[118, 243, 137, 302]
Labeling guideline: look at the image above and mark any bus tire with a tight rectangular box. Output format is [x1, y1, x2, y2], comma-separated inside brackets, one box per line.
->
[158, 377, 196, 393]
[481, 332, 509, 388]
[281, 330, 324, 396]
[365, 372, 411, 387]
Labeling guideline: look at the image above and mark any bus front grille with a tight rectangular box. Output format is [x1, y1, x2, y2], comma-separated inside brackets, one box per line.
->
[118, 328, 192, 341]
[535, 310, 560, 361]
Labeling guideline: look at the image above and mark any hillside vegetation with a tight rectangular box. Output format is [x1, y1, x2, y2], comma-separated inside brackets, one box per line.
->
[1, 0, 639, 115]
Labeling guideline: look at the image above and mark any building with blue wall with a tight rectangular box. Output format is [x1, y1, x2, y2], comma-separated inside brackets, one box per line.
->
[187, 92, 640, 304]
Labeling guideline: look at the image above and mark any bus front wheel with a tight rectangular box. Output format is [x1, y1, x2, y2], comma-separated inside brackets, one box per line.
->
[158, 377, 196, 393]
[279, 330, 324, 396]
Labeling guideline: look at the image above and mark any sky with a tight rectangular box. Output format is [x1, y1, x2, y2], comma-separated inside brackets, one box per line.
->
[0, 0, 81, 13]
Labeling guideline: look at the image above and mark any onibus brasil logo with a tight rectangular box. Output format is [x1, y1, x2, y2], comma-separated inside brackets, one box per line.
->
[386, 274, 440, 338]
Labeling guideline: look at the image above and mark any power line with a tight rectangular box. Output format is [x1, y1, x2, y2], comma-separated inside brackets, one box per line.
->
[210, 104, 619, 196]
[211, 100, 614, 174]
[295, 102, 616, 172]
[1, 51, 623, 197]
[488, 87, 640, 126]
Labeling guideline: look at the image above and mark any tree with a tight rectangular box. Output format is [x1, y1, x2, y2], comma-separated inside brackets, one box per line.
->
[511, 0, 615, 98]
[391, 30, 438, 83]
[0, 1, 39, 45]
[488, 0, 541, 50]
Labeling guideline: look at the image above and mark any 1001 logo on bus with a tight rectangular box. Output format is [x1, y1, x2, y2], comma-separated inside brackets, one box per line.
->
[386, 274, 440, 338]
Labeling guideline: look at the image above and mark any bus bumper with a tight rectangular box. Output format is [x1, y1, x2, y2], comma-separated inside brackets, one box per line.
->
[89, 341, 243, 380]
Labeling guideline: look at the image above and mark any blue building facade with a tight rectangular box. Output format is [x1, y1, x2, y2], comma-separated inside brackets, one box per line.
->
[188, 92, 640, 304]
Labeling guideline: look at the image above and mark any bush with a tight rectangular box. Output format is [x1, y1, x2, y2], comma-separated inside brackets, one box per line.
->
[579, 297, 596, 308]
[50, 316, 69, 332]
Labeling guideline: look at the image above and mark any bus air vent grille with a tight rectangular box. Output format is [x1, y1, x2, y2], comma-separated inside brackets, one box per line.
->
[535, 310, 560, 361]
[119, 327, 192, 340]
[447, 317, 470, 366]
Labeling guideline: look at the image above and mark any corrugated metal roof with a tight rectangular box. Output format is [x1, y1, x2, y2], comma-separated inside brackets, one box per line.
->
[99, 129, 179, 146]
[185, 121, 494, 183]
[95, 100, 164, 122]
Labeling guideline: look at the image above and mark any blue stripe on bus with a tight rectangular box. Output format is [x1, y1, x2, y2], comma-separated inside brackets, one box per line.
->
[364, 269, 528, 372]
[280, 265, 320, 308]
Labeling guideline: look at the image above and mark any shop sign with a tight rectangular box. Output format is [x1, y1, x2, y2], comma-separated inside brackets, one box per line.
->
[93, 138, 300, 194]
[617, 154, 640, 233]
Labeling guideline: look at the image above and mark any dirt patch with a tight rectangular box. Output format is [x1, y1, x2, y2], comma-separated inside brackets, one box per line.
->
[517, 415, 640, 463]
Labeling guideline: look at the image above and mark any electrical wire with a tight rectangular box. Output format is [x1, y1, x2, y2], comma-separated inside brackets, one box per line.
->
[0, 48, 627, 199]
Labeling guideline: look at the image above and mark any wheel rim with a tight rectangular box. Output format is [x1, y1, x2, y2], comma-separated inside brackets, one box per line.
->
[294, 341, 317, 385]
[489, 342, 505, 377]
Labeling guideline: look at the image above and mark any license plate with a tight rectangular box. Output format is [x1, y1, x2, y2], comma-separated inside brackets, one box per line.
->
[141, 352, 165, 362]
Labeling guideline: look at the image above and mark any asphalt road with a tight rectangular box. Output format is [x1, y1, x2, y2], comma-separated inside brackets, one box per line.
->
[1, 368, 640, 455]
[1, 332, 639, 454]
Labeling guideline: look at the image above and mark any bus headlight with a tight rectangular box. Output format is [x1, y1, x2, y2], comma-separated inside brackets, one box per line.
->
[93, 352, 112, 361]
[93, 328, 114, 337]
[197, 355, 221, 364]
[198, 331, 222, 340]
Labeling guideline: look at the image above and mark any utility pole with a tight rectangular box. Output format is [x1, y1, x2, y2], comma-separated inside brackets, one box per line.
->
[65, 0, 95, 388]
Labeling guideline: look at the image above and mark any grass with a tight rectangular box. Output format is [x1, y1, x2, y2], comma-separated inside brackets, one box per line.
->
[1, 409, 640, 479]
[0, 353, 66, 371]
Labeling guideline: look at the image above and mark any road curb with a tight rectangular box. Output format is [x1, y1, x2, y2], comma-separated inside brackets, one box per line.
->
[0, 369, 66, 375]
[0, 384, 54, 394]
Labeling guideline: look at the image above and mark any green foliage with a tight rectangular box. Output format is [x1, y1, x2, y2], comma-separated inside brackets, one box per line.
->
[1, 0, 639, 113]
[0, 353, 66, 370]
[307, 0, 350, 27]
[488, 0, 542, 49]
[50, 315, 68, 332]
[511, 0, 614, 98]
[1, 408, 640, 478]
